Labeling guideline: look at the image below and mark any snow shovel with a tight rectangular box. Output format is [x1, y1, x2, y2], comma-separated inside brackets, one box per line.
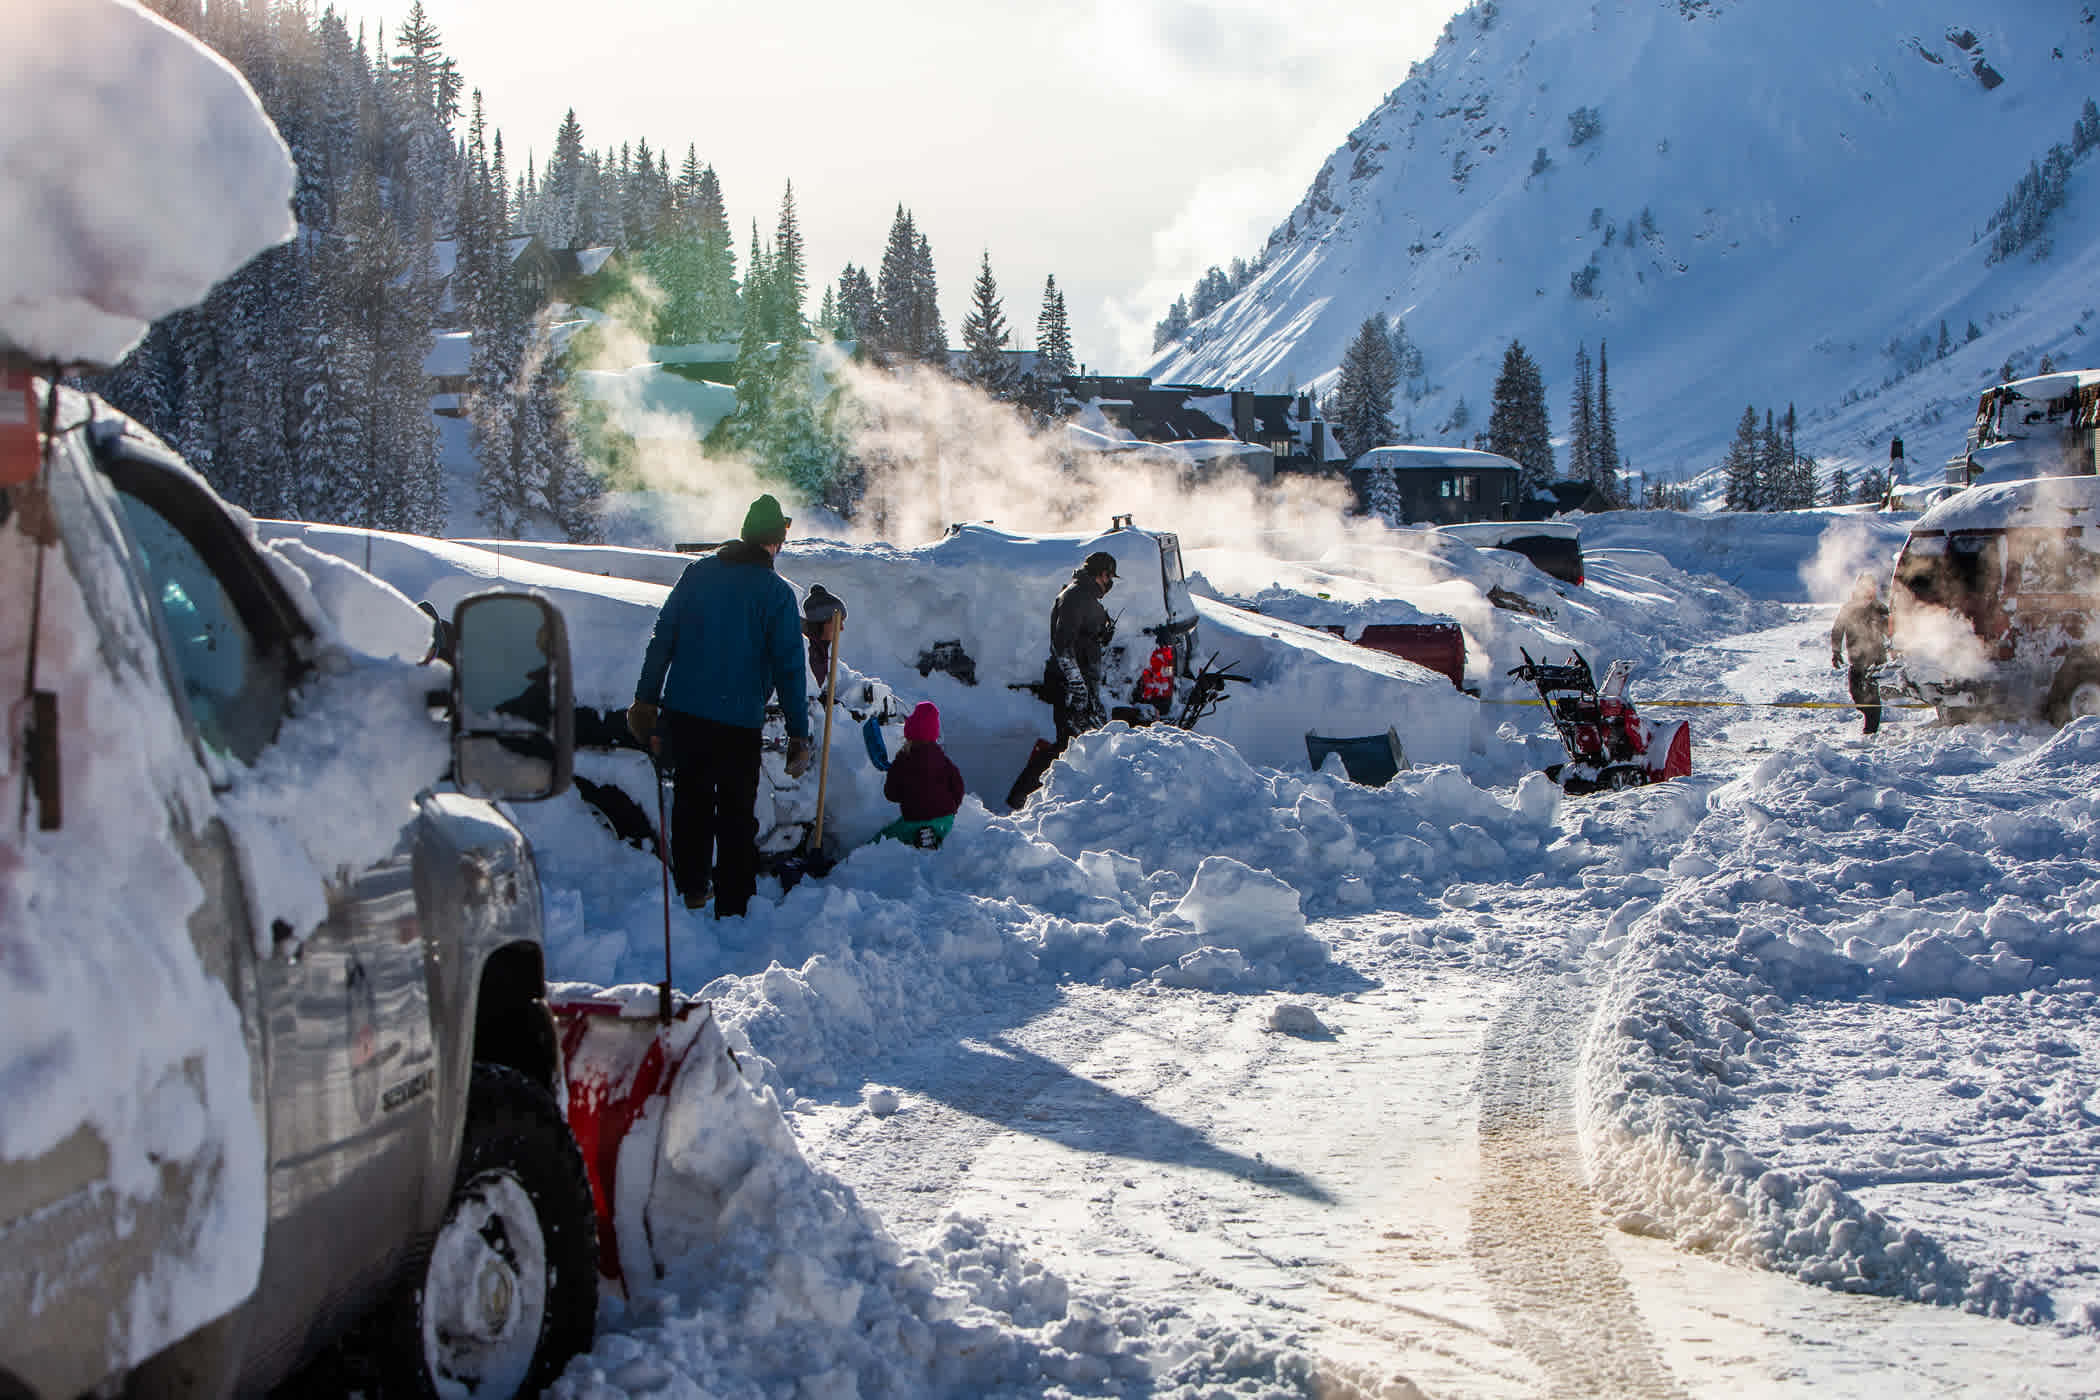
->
[774, 611, 844, 887]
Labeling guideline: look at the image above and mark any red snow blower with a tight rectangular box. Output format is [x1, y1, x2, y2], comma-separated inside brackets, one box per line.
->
[1509, 647, 1691, 795]
[550, 754, 739, 1288]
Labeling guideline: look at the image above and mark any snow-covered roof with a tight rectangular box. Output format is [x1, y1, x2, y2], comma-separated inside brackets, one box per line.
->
[423, 330, 472, 378]
[1353, 446, 1522, 475]
[573, 246, 617, 277]
[571, 363, 739, 438]
[1436, 519, 1580, 546]
[1, 0, 295, 365]
[1992, 368, 2100, 402]
[1911, 473, 2100, 533]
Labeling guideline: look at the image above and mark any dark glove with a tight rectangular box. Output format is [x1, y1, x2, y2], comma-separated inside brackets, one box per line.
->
[1057, 655, 1089, 711]
[1831, 654, 1843, 669]
[785, 736, 814, 778]
[627, 700, 658, 745]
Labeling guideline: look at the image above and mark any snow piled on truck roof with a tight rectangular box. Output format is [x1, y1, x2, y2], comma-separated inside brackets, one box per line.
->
[1912, 474, 2100, 534]
[0, 0, 294, 366]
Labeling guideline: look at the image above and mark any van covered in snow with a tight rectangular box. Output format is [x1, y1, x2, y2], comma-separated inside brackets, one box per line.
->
[1947, 368, 2100, 487]
[1889, 474, 2100, 722]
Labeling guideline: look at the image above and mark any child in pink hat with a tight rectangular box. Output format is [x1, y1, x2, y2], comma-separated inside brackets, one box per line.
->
[880, 701, 965, 847]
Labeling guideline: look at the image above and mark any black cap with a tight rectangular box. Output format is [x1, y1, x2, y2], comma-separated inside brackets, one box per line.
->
[1083, 550, 1118, 577]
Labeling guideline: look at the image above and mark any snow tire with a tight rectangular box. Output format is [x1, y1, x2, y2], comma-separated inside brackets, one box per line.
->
[382, 1064, 596, 1400]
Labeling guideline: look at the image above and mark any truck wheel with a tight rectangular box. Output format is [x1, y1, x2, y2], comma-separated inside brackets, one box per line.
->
[386, 1064, 596, 1400]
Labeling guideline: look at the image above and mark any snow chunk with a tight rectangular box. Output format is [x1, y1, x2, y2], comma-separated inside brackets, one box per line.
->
[1169, 855, 1307, 949]
[1, 0, 296, 364]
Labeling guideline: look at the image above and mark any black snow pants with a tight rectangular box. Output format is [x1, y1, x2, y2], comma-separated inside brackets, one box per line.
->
[658, 708, 763, 916]
[1848, 664, 1882, 735]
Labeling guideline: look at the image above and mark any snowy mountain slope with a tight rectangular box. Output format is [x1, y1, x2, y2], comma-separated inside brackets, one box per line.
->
[1147, 0, 2100, 483]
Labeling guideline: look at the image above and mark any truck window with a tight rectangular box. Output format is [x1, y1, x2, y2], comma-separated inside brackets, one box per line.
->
[116, 490, 293, 764]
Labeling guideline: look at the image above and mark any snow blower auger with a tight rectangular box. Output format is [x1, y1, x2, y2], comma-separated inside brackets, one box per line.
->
[1508, 647, 1691, 795]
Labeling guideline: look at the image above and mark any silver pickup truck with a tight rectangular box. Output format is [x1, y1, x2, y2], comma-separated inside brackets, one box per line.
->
[1, 381, 594, 1398]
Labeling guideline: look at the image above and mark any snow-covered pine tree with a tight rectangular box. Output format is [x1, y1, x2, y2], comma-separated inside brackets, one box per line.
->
[837, 263, 878, 348]
[293, 230, 375, 524]
[1487, 340, 1553, 492]
[691, 165, 739, 341]
[1036, 275, 1075, 382]
[1594, 340, 1619, 504]
[643, 144, 705, 343]
[1757, 409, 1785, 510]
[735, 224, 776, 422]
[1827, 464, 1852, 506]
[912, 230, 945, 364]
[1722, 405, 1762, 511]
[1153, 297, 1191, 352]
[1389, 315, 1426, 401]
[1364, 467, 1404, 526]
[540, 110, 586, 248]
[518, 312, 602, 540]
[1567, 343, 1596, 489]
[875, 206, 919, 365]
[772, 181, 808, 345]
[961, 251, 1014, 398]
[1333, 315, 1398, 458]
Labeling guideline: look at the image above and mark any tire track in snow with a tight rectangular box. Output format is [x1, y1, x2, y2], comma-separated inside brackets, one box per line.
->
[1471, 984, 1688, 1399]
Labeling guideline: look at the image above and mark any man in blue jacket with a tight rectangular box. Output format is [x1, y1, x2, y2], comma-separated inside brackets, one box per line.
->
[628, 494, 812, 915]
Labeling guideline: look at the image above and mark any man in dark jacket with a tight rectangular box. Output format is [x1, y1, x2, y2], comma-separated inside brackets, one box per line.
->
[629, 494, 811, 915]
[1049, 550, 1117, 740]
[1831, 572, 1890, 735]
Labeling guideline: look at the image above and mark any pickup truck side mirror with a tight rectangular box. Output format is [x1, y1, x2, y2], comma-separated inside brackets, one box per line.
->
[449, 591, 574, 801]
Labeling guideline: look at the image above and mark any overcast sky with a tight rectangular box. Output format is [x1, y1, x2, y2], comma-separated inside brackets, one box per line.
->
[418, 0, 1452, 374]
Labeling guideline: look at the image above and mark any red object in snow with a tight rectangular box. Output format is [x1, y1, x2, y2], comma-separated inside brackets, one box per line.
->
[553, 992, 717, 1285]
[1322, 621, 1467, 689]
[1137, 644, 1176, 702]
[1, 364, 40, 487]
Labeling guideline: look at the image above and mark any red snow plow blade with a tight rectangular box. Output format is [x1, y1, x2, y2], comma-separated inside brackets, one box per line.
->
[552, 989, 725, 1286]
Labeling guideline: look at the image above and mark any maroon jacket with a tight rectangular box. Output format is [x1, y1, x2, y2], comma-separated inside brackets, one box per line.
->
[883, 740, 965, 821]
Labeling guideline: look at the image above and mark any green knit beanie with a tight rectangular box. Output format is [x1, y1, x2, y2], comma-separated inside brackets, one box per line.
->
[741, 493, 791, 544]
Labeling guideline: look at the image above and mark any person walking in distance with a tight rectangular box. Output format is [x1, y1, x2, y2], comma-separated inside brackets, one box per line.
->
[1050, 550, 1117, 742]
[628, 494, 812, 915]
[1831, 571, 1890, 736]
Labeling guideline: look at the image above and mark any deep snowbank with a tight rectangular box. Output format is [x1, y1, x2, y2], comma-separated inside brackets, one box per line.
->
[1579, 721, 2100, 1327]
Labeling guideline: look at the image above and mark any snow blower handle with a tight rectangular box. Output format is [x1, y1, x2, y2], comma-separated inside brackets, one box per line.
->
[650, 751, 673, 1024]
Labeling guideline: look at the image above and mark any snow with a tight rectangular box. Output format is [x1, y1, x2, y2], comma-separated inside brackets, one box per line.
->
[1912, 472, 2100, 534]
[0, 0, 294, 366]
[494, 503, 2100, 1394]
[32, 430, 2100, 1389]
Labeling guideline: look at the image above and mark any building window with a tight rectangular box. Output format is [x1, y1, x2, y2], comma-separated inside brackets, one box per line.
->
[1461, 474, 1478, 501]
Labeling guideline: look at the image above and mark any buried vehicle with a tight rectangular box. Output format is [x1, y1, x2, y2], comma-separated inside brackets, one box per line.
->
[1, 376, 598, 1399]
[1889, 474, 2100, 723]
